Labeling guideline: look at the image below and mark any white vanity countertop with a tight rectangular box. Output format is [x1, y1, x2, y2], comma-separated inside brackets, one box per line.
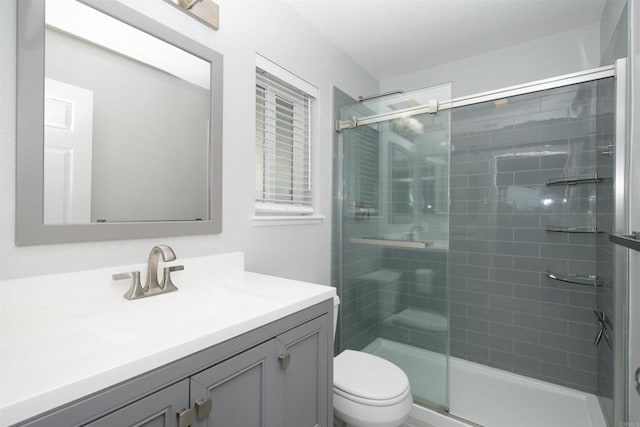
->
[0, 252, 335, 426]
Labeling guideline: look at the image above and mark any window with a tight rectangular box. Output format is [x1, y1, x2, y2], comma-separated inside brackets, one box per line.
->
[255, 55, 317, 217]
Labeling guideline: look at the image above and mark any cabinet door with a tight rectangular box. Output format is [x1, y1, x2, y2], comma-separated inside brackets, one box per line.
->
[191, 339, 278, 427]
[85, 380, 189, 427]
[276, 314, 330, 427]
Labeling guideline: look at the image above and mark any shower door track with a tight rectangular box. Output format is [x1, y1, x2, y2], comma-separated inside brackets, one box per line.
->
[336, 64, 616, 131]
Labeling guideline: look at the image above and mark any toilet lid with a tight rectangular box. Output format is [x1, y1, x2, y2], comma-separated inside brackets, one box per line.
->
[334, 350, 410, 401]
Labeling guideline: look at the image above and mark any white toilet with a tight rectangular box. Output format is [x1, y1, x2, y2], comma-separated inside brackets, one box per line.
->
[332, 297, 413, 427]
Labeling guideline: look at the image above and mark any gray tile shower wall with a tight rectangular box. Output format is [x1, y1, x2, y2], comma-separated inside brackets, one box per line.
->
[446, 79, 615, 393]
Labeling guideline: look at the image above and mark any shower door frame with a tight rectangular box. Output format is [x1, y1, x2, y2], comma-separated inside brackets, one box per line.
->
[335, 60, 629, 424]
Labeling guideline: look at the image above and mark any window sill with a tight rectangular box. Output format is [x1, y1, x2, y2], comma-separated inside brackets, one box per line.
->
[251, 214, 325, 226]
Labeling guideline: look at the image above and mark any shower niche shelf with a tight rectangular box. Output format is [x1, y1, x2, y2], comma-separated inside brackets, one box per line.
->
[545, 270, 599, 287]
[545, 225, 597, 233]
[546, 173, 603, 186]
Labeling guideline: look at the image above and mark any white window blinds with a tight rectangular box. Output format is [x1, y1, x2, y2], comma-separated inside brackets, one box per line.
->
[255, 57, 316, 215]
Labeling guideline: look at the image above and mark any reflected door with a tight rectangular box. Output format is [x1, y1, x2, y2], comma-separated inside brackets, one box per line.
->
[44, 78, 93, 224]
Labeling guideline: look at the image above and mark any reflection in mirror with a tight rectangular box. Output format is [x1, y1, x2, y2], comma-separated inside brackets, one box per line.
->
[388, 112, 449, 225]
[44, 0, 211, 224]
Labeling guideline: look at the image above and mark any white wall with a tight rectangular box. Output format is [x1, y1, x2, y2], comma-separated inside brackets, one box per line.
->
[380, 23, 600, 98]
[600, 0, 627, 57]
[0, 0, 378, 281]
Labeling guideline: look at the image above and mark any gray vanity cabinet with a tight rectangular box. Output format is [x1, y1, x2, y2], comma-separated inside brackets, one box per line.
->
[190, 315, 329, 427]
[15, 301, 332, 427]
[84, 380, 189, 427]
[190, 340, 279, 427]
[277, 315, 328, 427]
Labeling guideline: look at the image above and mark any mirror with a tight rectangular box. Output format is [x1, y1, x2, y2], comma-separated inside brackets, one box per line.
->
[17, 0, 223, 244]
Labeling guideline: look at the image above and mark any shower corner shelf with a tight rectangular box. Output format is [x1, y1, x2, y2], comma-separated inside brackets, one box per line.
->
[546, 173, 603, 186]
[545, 225, 597, 234]
[545, 270, 599, 287]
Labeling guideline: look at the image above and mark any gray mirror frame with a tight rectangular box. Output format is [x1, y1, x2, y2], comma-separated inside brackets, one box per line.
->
[16, 0, 223, 245]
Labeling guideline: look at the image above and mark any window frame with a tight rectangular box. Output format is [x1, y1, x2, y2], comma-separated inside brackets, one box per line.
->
[253, 55, 320, 224]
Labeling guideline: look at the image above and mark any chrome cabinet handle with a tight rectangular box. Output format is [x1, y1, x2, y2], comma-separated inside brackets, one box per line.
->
[194, 398, 212, 420]
[635, 367, 640, 395]
[177, 407, 194, 427]
[278, 353, 291, 369]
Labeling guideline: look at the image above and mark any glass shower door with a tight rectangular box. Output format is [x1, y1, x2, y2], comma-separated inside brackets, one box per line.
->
[337, 87, 451, 409]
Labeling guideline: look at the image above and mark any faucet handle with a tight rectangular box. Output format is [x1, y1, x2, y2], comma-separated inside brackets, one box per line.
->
[161, 265, 183, 293]
[112, 271, 146, 300]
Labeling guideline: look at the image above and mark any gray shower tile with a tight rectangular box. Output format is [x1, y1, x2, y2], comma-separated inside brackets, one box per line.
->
[513, 312, 568, 336]
[491, 127, 541, 147]
[514, 341, 567, 365]
[540, 243, 595, 261]
[490, 295, 539, 314]
[514, 228, 568, 244]
[539, 302, 594, 323]
[496, 155, 540, 172]
[467, 174, 493, 188]
[496, 172, 514, 185]
[514, 285, 568, 304]
[451, 314, 490, 333]
[568, 260, 597, 276]
[540, 362, 596, 391]
[495, 214, 540, 228]
[467, 278, 514, 296]
[451, 133, 491, 150]
[452, 265, 490, 280]
[493, 255, 515, 269]
[568, 352, 597, 372]
[515, 170, 562, 186]
[490, 349, 540, 374]
[541, 153, 570, 169]
[464, 253, 489, 267]
[542, 119, 597, 141]
[491, 268, 539, 286]
[468, 331, 513, 352]
[495, 228, 514, 241]
[513, 256, 568, 273]
[451, 289, 490, 307]
[467, 305, 513, 324]
[540, 332, 593, 353]
[568, 290, 597, 308]
[490, 322, 539, 344]
[450, 239, 490, 253]
[494, 241, 539, 257]
[568, 321, 598, 341]
[450, 175, 467, 188]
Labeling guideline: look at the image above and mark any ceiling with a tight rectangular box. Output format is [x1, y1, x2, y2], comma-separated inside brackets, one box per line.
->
[286, 0, 607, 80]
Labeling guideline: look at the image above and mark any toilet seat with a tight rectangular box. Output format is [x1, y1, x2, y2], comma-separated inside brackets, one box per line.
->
[334, 350, 410, 406]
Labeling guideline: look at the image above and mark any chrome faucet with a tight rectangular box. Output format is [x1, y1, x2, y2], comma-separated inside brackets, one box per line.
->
[406, 225, 424, 241]
[113, 245, 184, 300]
[145, 245, 176, 291]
